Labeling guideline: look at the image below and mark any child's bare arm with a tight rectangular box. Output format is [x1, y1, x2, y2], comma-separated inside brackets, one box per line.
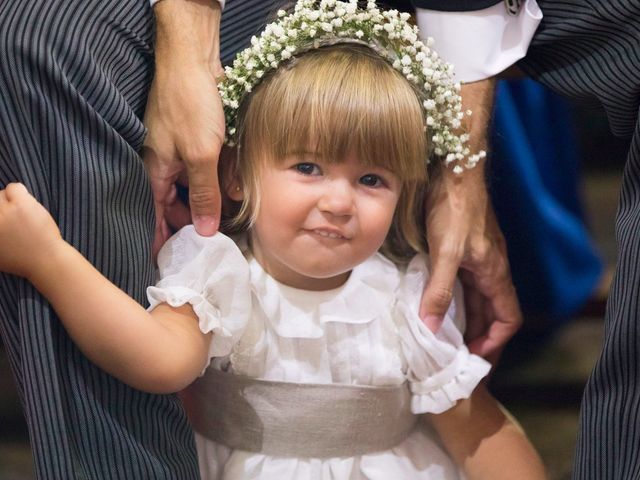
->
[429, 384, 547, 480]
[0, 183, 211, 393]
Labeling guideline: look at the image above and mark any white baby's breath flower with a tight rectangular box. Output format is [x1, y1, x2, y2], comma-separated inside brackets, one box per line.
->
[219, 0, 481, 174]
[272, 24, 285, 38]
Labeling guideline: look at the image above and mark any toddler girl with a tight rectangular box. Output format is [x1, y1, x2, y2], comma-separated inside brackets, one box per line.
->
[0, 1, 546, 478]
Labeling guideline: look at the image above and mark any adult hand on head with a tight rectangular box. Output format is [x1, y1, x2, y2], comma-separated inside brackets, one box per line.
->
[420, 78, 522, 365]
[144, 0, 225, 258]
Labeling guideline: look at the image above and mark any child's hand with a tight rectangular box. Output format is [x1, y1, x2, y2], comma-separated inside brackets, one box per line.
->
[0, 183, 63, 279]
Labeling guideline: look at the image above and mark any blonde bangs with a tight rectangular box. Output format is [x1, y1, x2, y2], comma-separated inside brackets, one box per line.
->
[239, 44, 428, 183]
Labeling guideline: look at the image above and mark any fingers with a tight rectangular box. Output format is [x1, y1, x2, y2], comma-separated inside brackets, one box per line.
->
[187, 158, 221, 236]
[4, 182, 28, 201]
[419, 245, 463, 330]
[467, 312, 520, 359]
[466, 281, 522, 358]
[461, 280, 487, 342]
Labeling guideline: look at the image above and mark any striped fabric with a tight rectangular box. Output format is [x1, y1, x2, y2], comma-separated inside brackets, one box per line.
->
[406, 0, 639, 475]
[411, 0, 640, 477]
[520, 2, 640, 478]
[0, 0, 277, 478]
[411, 0, 640, 476]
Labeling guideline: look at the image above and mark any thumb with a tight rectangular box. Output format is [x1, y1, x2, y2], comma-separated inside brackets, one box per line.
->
[419, 252, 460, 331]
[187, 161, 221, 236]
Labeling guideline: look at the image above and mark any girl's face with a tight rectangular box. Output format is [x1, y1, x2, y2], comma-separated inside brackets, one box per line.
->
[248, 151, 401, 291]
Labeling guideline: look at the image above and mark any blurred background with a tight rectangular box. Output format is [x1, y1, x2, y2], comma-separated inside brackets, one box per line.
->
[0, 79, 628, 479]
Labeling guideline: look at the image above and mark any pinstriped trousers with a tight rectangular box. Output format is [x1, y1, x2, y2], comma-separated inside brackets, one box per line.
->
[0, 0, 276, 478]
[0, 1, 201, 478]
[521, 1, 640, 478]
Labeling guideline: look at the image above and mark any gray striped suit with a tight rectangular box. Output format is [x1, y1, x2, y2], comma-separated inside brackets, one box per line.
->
[0, 0, 276, 478]
[413, 0, 640, 477]
[524, 2, 640, 478]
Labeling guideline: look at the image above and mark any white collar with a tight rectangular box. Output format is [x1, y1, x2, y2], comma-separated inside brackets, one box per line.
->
[247, 251, 401, 339]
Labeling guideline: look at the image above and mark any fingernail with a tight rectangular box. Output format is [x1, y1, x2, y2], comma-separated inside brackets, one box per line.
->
[422, 315, 442, 332]
[194, 215, 218, 236]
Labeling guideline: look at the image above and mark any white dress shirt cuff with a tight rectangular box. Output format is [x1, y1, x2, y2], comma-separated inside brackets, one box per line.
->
[415, 0, 542, 83]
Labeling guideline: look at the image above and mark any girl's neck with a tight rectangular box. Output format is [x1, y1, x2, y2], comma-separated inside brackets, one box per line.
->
[248, 234, 351, 291]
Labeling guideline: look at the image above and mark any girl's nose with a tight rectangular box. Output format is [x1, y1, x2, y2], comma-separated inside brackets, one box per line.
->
[317, 180, 355, 216]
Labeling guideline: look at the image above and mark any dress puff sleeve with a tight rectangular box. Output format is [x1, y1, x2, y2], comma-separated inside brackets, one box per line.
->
[146, 226, 251, 366]
[396, 255, 491, 415]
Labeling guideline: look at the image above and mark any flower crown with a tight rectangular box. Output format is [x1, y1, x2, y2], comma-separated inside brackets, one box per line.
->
[218, 0, 485, 173]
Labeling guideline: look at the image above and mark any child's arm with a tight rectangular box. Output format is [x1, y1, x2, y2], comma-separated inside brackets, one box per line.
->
[428, 384, 547, 480]
[0, 183, 211, 393]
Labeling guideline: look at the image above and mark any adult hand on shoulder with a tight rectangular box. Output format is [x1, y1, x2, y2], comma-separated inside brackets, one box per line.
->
[420, 78, 522, 364]
[421, 167, 522, 364]
[144, 0, 225, 257]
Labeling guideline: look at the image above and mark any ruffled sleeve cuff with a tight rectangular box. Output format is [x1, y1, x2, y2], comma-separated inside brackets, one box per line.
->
[146, 226, 251, 369]
[397, 255, 491, 414]
[147, 285, 237, 360]
[408, 345, 491, 414]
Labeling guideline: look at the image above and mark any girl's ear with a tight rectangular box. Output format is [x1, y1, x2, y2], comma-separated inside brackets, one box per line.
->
[226, 176, 244, 202]
[220, 146, 244, 202]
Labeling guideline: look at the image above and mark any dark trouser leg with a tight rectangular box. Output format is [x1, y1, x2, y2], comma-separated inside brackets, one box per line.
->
[0, 1, 198, 478]
[574, 121, 640, 479]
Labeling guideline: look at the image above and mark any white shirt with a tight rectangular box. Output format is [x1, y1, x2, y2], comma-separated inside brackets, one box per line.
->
[148, 227, 491, 480]
[416, 0, 543, 82]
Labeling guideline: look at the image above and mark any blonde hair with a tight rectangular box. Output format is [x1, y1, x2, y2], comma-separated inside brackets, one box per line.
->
[226, 43, 430, 260]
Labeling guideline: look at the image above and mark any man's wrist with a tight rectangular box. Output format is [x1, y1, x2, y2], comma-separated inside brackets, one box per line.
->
[151, 0, 224, 10]
[154, 0, 222, 72]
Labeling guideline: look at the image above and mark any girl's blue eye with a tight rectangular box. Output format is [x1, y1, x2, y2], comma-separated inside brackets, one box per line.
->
[295, 163, 320, 175]
[360, 174, 383, 188]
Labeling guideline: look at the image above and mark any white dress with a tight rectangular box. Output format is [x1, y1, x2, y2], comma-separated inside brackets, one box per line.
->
[147, 226, 491, 480]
